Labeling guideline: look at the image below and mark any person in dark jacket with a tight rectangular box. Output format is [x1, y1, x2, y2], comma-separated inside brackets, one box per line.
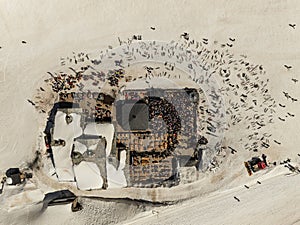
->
[262, 154, 268, 166]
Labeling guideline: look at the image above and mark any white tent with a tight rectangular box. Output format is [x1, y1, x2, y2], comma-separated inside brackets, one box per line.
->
[74, 161, 103, 190]
[107, 150, 127, 188]
[52, 110, 83, 181]
[84, 123, 127, 188]
[84, 123, 114, 156]
[73, 141, 87, 154]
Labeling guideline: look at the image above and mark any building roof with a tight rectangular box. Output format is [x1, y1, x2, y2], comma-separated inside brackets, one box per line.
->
[116, 101, 149, 131]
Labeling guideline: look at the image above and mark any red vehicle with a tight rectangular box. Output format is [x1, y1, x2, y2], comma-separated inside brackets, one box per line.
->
[244, 155, 267, 176]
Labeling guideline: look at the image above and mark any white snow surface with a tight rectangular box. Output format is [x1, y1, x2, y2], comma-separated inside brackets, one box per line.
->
[0, 1, 300, 225]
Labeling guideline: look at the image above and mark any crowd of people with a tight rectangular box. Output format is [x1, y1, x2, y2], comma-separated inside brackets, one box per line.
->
[124, 90, 146, 101]
[49, 66, 108, 93]
[107, 69, 125, 87]
[50, 72, 82, 93]
[117, 132, 169, 153]
[148, 90, 198, 150]
[119, 89, 199, 154]
[59, 91, 113, 123]
[129, 154, 174, 186]
[164, 91, 197, 140]
[147, 96, 181, 152]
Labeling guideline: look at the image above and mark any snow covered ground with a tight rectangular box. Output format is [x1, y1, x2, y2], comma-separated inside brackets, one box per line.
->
[0, 0, 300, 224]
[121, 166, 300, 225]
